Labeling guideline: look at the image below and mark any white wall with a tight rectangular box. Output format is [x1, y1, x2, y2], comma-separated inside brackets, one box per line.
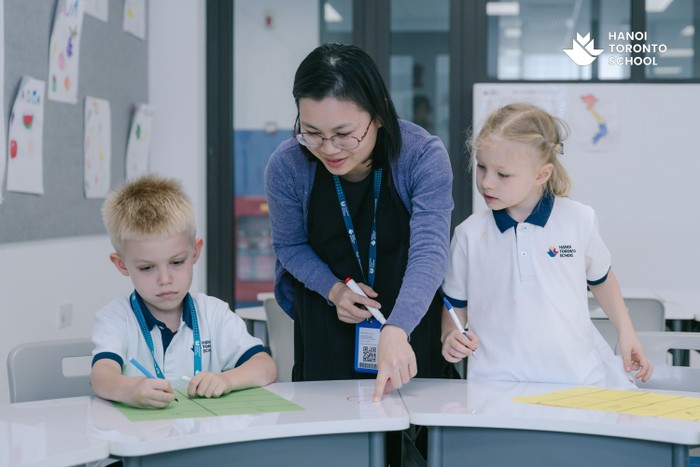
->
[0, 0, 206, 404]
[234, 0, 318, 130]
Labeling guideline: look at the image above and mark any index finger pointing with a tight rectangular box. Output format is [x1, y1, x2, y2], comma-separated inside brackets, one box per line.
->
[373, 374, 388, 402]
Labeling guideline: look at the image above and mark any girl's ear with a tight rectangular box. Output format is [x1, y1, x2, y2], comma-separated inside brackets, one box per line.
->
[535, 162, 554, 186]
[109, 253, 130, 277]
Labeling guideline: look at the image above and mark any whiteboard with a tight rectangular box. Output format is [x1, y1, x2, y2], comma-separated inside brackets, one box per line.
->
[472, 83, 700, 314]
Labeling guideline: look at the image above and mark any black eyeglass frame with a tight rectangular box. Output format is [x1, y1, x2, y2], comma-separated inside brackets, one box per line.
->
[293, 117, 373, 150]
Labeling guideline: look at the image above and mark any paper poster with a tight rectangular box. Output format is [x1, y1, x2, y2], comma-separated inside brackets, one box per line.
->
[48, 0, 86, 104]
[7, 77, 46, 195]
[123, 0, 146, 40]
[0, 4, 5, 203]
[83, 0, 108, 22]
[126, 103, 154, 180]
[84, 97, 112, 198]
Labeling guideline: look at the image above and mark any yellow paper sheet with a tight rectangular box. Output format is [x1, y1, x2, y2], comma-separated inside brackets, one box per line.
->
[514, 387, 700, 422]
[113, 387, 304, 422]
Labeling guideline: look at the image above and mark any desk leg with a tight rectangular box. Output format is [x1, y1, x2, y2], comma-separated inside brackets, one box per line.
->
[369, 432, 385, 467]
[427, 426, 442, 467]
[667, 320, 691, 367]
[672, 444, 689, 467]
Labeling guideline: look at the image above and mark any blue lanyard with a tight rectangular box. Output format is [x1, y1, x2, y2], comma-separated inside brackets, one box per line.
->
[130, 291, 202, 378]
[333, 168, 382, 288]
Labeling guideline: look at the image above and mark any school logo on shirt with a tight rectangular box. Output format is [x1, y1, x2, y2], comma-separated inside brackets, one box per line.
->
[547, 244, 576, 258]
[192, 340, 212, 353]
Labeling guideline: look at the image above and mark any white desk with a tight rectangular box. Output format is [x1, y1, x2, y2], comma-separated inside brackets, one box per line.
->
[256, 292, 275, 302]
[235, 305, 266, 322]
[0, 397, 109, 467]
[399, 378, 700, 467]
[235, 305, 268, 345]
[2, 380, 408, 467]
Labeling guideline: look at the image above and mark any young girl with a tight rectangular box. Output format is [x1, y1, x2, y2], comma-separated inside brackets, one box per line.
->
[441, 103, 653, 387]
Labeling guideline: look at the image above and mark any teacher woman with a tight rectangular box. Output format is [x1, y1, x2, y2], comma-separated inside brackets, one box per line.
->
[264, 43, 456, 401]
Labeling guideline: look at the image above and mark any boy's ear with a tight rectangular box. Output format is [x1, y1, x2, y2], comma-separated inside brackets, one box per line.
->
[192, 237, 204, 263]
[109, 253, 130, 276]
[536, 162, 554, 186]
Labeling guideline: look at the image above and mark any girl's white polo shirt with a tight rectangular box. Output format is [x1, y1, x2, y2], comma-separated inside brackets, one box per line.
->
[442, 194, 633, 388]
[91, 292, 265, 387]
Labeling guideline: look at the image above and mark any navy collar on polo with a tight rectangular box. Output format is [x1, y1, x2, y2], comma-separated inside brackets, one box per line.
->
[135, 292, 194, 352]
[135, 292, 194, 331]
[493, 191, 555, 233]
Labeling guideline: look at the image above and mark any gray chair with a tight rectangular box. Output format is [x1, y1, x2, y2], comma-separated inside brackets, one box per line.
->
[589, 297, 665, 349]
[263, 297, 294, 382]
[7, 338, 94, 403]
[628, 331, 700, 392]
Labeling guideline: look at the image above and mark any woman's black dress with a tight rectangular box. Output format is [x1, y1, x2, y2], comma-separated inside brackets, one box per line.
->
[292, 162, 454, 382]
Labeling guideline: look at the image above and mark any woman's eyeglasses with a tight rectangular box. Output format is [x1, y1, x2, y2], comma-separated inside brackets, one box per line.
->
[294, 119, 372, 150]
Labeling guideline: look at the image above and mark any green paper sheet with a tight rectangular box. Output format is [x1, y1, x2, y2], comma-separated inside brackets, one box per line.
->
[113, 387, 304, 422]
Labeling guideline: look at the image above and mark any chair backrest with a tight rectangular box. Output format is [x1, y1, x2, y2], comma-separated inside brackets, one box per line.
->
[7, 338, 94, 403]
[589, 297, 665, 349]
[263, 297, 294, 382]
[637, 331, 700, 392]
[626, 331, 700, 392]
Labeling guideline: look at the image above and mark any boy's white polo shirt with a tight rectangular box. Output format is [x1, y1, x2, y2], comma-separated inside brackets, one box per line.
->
[92, 292, 265, 388]
[442, 194, 632, 387]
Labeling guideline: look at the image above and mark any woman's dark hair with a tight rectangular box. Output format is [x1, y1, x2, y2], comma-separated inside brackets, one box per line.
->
[292, 43, 402, 167]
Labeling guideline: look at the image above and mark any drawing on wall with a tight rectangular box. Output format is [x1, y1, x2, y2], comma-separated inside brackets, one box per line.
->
[126, 103, 154, 179]
[84, 97, 112, 198]
[83, 0, 108, 22]
[7, 77, 46, 195]
[48, 0, 86, 104]
[0, 4, 6, 204]
[123, 0, 146, 40]
[569, 92, 620, 152]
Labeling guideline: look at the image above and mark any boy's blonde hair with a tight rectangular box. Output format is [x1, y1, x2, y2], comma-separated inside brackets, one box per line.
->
[102, 174, 196, 253]
[469, 102, 572, 196]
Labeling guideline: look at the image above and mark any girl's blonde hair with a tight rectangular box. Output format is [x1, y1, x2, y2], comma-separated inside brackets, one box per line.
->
[102, 174, 196, 253]
[469, 102, 571, 196]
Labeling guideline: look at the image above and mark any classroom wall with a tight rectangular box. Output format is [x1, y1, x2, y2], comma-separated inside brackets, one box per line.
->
[0, 0, 206, 404]
[233, 0, 318, 130]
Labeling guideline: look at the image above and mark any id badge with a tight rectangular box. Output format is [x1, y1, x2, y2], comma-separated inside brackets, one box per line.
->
[354, 319, 381, 374]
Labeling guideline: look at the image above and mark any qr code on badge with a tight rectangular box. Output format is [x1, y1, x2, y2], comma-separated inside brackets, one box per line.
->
[362, 346, 377, 363]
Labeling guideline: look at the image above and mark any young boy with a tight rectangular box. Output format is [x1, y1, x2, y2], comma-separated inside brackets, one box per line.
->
[91, 175, 277, 408]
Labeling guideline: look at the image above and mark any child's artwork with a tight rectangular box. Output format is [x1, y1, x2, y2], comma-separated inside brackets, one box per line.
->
[7, 77, 46, 195]
[126, 103, 154, 180]
[83, 0, 108, 22]
[48, 0, 85, 104]
[123, 0, 146, 40]
[84, 97, 112, 198]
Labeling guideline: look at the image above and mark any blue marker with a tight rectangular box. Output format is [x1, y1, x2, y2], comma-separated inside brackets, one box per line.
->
[130, 358, 156, 378]
[130, 358, 178, 401]
[441, 296, 477, 359]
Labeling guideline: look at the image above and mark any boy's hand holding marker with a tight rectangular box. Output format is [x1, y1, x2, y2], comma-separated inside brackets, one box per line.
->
[441, 296, 479, 363]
